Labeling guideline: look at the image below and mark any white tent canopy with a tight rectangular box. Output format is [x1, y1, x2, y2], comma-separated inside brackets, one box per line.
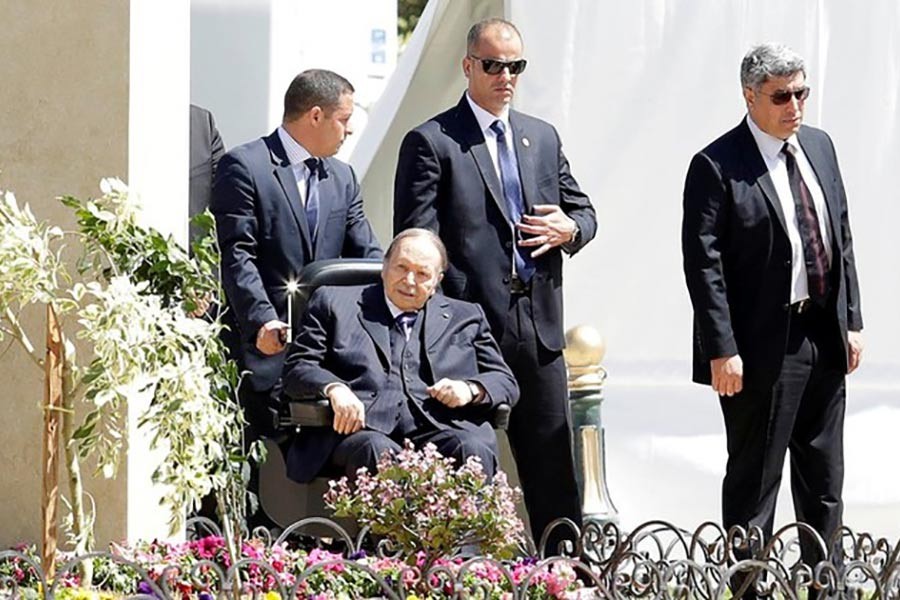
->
[352, 0, 900, 536]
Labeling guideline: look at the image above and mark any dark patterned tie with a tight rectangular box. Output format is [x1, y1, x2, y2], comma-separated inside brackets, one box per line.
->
[782, 143, 829, 305]
[395, 311, 417, 339]
[303, 157, 321, 243]
[490, 120, 535, 282]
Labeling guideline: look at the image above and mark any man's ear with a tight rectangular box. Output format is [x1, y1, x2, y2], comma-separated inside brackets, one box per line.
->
[462, 56, 471, 80]
[742, 86, 755, 108]
[427, 272, 444, 297]
[309, 106, 323, 125]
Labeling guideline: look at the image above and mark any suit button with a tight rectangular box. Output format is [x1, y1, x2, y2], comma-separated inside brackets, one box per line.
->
[371, 392, 378, 398]
[502, 276, 510, 284]
[783, 303, 790, 311]
[504, 241, 512, 249]
[405, 351, 412, 358]
[784, 260, 792, 267]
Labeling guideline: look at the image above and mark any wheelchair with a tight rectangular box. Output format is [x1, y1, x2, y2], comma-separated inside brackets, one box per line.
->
[256, 258, 511, 535]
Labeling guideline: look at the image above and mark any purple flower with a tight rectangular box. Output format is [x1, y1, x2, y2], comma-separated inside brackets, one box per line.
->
[137, 580, 159, 598]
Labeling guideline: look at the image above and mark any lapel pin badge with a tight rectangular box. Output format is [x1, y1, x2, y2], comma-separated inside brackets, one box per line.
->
[522, 137, 530, 147]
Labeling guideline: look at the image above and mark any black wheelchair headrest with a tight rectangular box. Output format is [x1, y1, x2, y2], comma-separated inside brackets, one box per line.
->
[290, 258, 383, 319]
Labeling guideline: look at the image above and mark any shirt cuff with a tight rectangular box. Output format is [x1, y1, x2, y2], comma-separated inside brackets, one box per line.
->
[561, 221, 580, 254]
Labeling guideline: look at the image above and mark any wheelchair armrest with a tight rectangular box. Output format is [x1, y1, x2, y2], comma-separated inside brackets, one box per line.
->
[281, 398, 332, 428]
[279, 399, 512, 430]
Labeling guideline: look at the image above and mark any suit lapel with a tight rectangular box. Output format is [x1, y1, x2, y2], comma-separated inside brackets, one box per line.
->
[423, 293, 451, 351]
[267, 132, 313, 256]
[737, 121, 788, 235]
[455, 97, 511, 221]
[796, 127, 839, 247]
[357, 285, 391, 368]
[510, 111, 536, 211]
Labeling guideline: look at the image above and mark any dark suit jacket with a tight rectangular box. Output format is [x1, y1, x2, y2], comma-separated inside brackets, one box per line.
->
[281, 283, 519, 482]
[189, 105, 225, 244]
[212, 130, 382, 391]
[682, 119, 863, 389]
[394, 95, 597, 351]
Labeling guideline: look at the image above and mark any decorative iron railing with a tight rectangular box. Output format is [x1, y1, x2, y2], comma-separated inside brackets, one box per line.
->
[1, 517, 898, 599]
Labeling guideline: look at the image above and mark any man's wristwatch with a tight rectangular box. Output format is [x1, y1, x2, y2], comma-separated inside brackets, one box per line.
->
[569, 221, 580, 244]
[466, 381, 483, 404]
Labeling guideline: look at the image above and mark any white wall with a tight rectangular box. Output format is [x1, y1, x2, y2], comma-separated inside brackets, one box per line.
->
[191, 0, 397, 155]
[128, 0, 192, 540]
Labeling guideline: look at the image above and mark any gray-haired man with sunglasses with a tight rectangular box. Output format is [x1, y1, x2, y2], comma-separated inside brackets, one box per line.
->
[682, 43, 863, 594]
[394, 18, 597, 551]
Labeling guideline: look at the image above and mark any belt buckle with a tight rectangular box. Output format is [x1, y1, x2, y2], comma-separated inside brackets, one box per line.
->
[509, 274, 527, 294]
[793, 299, 811, 314]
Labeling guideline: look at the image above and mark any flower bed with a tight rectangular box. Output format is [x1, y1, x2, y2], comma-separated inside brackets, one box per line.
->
[1, 538, 594, 599]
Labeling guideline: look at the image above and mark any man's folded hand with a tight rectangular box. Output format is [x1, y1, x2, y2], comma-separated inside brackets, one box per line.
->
[327, 383, 366, 434]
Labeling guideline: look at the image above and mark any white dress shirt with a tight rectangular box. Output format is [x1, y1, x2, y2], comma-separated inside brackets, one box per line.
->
[746, 115, 833, 303]
[466, 92, 512, 181]
[276, 126, 316, 206]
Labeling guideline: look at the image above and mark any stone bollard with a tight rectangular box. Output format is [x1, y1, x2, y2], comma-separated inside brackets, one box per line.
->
[564, 325, 618, 524]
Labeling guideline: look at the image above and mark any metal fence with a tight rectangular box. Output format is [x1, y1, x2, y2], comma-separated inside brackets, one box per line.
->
[2, 517, 898, 599]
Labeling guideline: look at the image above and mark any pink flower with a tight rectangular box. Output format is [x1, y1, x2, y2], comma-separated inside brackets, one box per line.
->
[307, 548, 345, 573]
[193, 535, 225, 559]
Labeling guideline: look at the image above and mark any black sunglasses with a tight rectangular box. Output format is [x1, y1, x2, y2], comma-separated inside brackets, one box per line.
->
[469, 55, 528, 76]
[759, 86, 811, 105]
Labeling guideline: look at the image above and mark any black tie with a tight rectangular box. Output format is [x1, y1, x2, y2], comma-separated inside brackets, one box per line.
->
[395, 312, 417, 339]
[489, 120, 535, 282]
[303, 157, 321, 242]
[781, 142, 829, 306]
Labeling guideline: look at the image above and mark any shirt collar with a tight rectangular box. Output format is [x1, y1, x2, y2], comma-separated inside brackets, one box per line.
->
[746, 114, 799, 161]
[277, 125, 313, 166]
[383, 293, 419, 321]
[466, 91, 510, 136]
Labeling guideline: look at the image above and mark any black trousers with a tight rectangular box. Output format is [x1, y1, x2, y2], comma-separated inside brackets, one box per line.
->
[720, 304, 845, 593]
[499, 293, 583, 553]
[329, 427, 499, 480]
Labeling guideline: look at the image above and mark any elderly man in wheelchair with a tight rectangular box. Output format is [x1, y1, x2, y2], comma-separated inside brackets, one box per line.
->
[277, 228, 519, 489]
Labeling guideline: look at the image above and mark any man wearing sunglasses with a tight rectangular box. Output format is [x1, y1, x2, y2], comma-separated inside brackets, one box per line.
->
[682, 43, 864, 592]
[394, 18, 597, 550]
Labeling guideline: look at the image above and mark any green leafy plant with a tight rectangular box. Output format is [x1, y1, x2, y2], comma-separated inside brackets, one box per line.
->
[0, 177, 258, 570]
[325, 441, 527, 571]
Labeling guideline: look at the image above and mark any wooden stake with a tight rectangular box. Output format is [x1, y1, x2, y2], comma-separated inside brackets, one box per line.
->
[41, 304, 63, 580]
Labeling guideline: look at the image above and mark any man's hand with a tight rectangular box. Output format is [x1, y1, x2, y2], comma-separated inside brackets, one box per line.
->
[711, 355, 743, 397]
[848, 331, 864, 374]
[187, 291, 213, 318]
[427, 378, 476, 408]
[256, 320, 288, 355]
[326, 383, 366, 435]
[516, 204, 577, 258]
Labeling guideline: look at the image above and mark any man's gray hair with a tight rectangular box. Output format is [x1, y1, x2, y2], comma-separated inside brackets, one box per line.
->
[740, 43, 806, 90]
[385, 228, 449, 272]
[466, 18, 522, 54]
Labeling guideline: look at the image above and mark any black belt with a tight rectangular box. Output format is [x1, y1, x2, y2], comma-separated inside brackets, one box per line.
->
[509, 274, 531, 295]
[790, 299, 812, 314]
